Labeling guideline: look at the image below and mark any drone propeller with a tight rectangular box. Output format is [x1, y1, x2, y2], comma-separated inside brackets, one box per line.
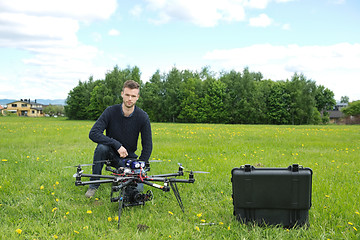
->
[177, 163, 209, 174]
[186, 170, 210, 174]
[149, 160, 163, 163]
[64, 163, 94, 168]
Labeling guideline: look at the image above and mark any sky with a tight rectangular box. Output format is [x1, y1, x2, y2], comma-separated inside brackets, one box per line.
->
[0, 0, 359, 101]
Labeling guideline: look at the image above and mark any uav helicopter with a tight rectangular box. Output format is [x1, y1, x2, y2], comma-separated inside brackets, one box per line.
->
[70, 159, 208, 227]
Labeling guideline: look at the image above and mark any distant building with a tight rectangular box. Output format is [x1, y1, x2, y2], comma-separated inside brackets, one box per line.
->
[6, 99, 44, 117]
[328, 101, 348, 124]
[0, 105, 4, 115]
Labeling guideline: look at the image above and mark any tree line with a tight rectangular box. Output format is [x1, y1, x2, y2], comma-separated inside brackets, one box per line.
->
[65, 66, 337, 125]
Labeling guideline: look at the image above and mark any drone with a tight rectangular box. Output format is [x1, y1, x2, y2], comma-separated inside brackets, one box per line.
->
[71, 159, 208, 227]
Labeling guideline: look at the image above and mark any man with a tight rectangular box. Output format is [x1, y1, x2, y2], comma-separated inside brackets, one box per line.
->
[85, 80, 153, 198]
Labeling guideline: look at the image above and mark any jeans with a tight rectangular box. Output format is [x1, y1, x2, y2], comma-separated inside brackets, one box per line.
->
[89, 144, 143, 192]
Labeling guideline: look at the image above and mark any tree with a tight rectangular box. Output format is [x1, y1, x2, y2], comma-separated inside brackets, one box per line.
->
[340, 96, 349, 103]
[286, 73, 317, 124]
[65, 77, 97, 120]
[266, 81, 291, 124]
[43, 104, 64, 116]
[314, 85, 336, 124]
[141, 70, 166, 122]
[342, 100, 360, 116]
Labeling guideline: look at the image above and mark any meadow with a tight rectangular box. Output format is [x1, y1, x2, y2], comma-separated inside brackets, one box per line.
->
[0, 117, 359, 239]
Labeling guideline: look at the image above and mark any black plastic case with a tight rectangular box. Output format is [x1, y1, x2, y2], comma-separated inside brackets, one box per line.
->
[231, 164, 312, 227]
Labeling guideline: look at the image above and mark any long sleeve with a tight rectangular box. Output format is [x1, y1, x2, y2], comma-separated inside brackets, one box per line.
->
[89, 107, 122, 151]
[139, 114, 153, 162]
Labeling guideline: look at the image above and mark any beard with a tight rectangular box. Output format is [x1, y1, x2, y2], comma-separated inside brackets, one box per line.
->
[124, 101, 135, 109]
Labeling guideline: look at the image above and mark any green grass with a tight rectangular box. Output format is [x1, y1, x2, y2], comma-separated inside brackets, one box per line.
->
[1, 117, 359, 239]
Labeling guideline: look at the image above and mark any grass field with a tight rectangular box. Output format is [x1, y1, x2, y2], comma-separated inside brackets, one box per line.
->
[1, 117, 359, 239]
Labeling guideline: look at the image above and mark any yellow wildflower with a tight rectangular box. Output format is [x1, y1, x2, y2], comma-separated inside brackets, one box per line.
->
[52, 207, 57, 212]
[87, 210, 92, 214]
[353, 227, 358, 231]
[195, 226, 200, 231]
[196, 213, 202, 217]
[15, 229, 22, 234]
[74, 230, 79, 234]
[355, 211, 360, 215]
[1, 159, 7, 162]
[219, 222, 224, 225]
[53, 235, 58, 239]
[201, 219, 206, 223]
[348, 222, 353, 225]
[228, 225, 231, 230]
[40, 185, 44, 190]
[168, 211, 173, 215]
[108, 217, 112, 222]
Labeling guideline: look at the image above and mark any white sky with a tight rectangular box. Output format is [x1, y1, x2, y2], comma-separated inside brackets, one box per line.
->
[0, 0, 359, 101]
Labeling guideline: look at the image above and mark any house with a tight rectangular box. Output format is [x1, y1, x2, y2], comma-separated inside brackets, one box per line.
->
[6, 99, 44, 117]
[0, 105, 4, 115]
[327, 101, 348, 124]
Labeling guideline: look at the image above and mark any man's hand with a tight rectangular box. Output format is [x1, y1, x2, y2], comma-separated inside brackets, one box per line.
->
[118, 146, 128, 158]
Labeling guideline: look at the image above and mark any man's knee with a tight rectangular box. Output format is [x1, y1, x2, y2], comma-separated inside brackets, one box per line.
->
[95, 144, 110, 154]
[93, 144, 112, 162]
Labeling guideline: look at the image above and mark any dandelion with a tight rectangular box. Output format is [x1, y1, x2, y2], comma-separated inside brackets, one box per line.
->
[40, 185, 44, 190]
[53, 235, 58, 239]
[52, 207, 57, 212]
[325, 195, 330, 198]
[201, 219, 206, 223]
[2, 159, 7, 162]
[66, 212, 69, 215]
[196, 213, 202, 217]
[56, 199, 59, 202]
[228, 225, 231, 230]
[51, 192, 55, 195]
[355, 211, 360, 215]
[86, 210, 92, 214]
[219, 222, 224, 225]
[195, 226, 200, 231]
[108, 217, 112, 222]
[169, 235, 172, 238]
[55, 181, 59, 185]
[114, 216, 119, 221]
[74, 230, 79, 234]
[348, 222, 353, 225]
[353, 227, 358, 231]
[15, 228, 22, 234]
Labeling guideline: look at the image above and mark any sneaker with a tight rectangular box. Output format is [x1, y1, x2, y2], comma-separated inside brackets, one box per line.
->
[85, 188, 97, 198]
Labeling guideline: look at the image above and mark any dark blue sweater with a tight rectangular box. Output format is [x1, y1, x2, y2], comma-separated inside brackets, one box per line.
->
[89, 104, 152, 162]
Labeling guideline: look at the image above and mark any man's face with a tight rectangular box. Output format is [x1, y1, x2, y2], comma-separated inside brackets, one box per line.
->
[121, 87, 139, 109]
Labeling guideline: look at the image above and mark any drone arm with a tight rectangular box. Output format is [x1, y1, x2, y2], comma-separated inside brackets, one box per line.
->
[149, 172, 183, 178]
[169, 178, 195, 183]
[79, 173, 117, 179]
[75, 179, 114, 186]
[142, 180, 170, 192]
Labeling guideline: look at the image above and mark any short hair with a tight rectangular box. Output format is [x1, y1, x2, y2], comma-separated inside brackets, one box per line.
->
[123, 80, 140, 90]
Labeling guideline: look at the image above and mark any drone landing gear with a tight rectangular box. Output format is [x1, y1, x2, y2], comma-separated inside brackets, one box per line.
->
[111, 184, 153, 228]
[169, 182, 184, 213]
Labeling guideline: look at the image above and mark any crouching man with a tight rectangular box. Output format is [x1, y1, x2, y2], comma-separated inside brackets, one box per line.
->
[85, 80, 153, 198]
